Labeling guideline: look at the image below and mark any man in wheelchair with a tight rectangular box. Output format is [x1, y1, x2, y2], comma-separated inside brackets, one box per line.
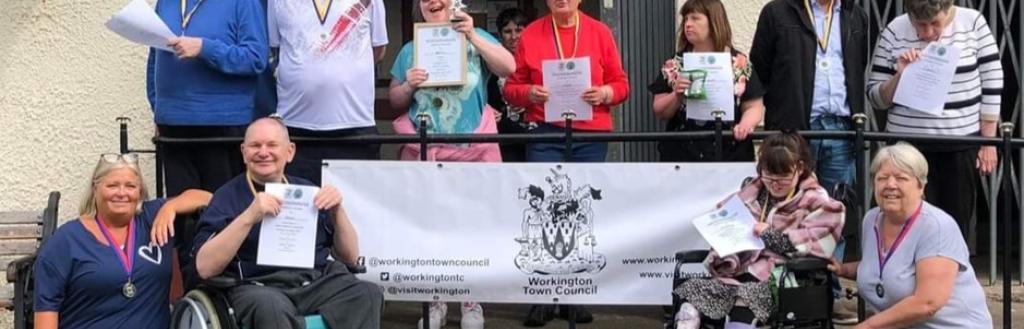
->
[189, 117, 383, 329]
[673, 133, 845, 329]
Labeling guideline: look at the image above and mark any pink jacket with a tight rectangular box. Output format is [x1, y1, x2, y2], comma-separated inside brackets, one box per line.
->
[707, 177, 845, 284]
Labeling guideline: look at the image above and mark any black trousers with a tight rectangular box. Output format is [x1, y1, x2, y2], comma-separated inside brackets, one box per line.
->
[286, 126, 380, 186]
[229, 262, 383, 329]
[158, 125, 246, 196]
[921, 147, 979, 246]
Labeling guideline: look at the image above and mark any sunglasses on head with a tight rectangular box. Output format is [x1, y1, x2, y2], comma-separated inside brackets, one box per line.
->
[100, 153, 139, 164]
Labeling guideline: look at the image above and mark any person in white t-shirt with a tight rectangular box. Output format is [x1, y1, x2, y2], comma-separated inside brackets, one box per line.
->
[267, 0, 388, 185]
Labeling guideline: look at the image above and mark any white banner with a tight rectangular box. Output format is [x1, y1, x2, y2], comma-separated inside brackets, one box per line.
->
[323, 161, 755, 305]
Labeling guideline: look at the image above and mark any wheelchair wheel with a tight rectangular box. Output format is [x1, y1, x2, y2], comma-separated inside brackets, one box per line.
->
[172, 289, 234, 329]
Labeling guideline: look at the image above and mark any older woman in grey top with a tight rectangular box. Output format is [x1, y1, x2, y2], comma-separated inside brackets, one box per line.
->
[831, 143, 991, 328]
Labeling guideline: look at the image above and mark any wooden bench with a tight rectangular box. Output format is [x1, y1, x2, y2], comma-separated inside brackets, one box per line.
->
[1, 191, 59, 327]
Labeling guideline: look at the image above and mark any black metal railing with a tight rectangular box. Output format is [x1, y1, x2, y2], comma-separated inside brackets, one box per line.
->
[119, 116, 1020, 328]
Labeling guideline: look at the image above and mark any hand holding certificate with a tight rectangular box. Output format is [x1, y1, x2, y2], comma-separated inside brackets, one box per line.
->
[692, 195, 764, 257]
[893, 43, 961, 116]
[681, 53, 735, 121]
[257, 184, 321, 269]
[105, 0, 175, 52]
[542, 57, 593, 122]
[414, 23, 468, 87]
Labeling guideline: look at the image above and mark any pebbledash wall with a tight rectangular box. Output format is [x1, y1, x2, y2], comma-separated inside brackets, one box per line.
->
[0, 0, 767, 219]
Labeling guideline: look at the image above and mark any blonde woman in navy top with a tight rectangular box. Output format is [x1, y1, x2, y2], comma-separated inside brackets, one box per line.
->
[33, 154, 210, 329]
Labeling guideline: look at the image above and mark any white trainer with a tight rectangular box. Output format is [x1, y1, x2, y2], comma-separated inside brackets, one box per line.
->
[418, 302, 448, 329]
[675, 302, 701, 329]
[460, 302, 485, 329]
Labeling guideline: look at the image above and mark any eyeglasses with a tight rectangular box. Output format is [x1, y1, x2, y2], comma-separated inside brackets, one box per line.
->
[760, 172, 797, 185]
[100, 153, 139, 164]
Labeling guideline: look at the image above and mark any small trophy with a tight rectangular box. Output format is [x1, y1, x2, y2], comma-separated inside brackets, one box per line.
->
[450, 0, 467, 22]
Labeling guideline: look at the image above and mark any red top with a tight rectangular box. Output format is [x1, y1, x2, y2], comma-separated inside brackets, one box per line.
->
[502, 13, 630, 131]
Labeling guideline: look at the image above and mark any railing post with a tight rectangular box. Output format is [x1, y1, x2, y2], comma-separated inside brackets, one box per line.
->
[852, 113, 868, 321]
[418, 114, 431, 162]
[1001, 122, 1014, 329]
[712, 110, 725, 161]
[415, 112, 431, 329]
[117, 117, 130, 155]
[563, 111, 576, 162]
[155, 141, 165, 198]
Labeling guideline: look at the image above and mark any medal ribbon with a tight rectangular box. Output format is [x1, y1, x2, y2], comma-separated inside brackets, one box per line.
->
[803, 0, 835, 53]
[96, 215, 135, 282]
[180, 0, 206, 30]
[246, 171, 289, 196]
[312, 0, 334, 25]
[873, 202, 923, 280]
[550, 13, 580, 59]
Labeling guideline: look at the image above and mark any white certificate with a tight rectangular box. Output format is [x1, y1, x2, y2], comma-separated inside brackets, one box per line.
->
[682, 52, 735, 121]
[542, 57, 593, 122]
[105, 0, 175, 52]
[692, 195, 764, 257]
[414, 23, 467, 87]
[893, 43, 961, 116]
[257, 183, 320, 269]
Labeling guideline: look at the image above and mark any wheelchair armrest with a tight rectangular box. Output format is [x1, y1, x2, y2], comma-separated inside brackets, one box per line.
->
[202, 276, 241, 289]
[344, 262, 366, 274]
[6, 254, 36, 283]
[675, 250, 710, 263]
[784, 256, 829, 272]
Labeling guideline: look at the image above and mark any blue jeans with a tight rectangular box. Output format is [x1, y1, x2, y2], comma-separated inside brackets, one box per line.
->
[809, 116, 855, 193]
[525, 124, 608, 162]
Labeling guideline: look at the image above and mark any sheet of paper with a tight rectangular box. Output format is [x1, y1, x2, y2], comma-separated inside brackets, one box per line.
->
[542, 58, 593, 122]
[105, 0, 175, 52]
[257, 183, 321, 269]
[893, 43, 961, 116]
[692, 195, 764, 257]
[682, 52, 735, 121]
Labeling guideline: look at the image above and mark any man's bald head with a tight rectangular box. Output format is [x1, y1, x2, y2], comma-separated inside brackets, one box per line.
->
[241, 117, 295, 183]
[245, 117, 291, 144]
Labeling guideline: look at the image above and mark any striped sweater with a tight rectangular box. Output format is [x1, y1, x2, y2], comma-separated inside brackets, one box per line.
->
[867, 7, 1003, 136]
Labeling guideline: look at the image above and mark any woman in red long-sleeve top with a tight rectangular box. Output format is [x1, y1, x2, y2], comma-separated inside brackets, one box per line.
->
[502, 0, 629, 163]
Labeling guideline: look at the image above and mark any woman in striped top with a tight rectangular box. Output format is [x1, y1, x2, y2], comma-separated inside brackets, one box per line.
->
[866, 0, 1002, 242]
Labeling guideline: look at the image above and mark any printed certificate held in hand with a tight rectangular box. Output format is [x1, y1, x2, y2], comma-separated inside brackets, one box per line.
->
[542, 57, 593, 122]
[681, 52, 735, 121]
[414, 23, 467, 87]
[893, 42, 961, 116]
[692, 195, 764, 257]
[257, 183, 321, 269]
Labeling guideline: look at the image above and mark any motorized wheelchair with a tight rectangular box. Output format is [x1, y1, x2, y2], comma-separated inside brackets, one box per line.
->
[664, 178, 858, 329]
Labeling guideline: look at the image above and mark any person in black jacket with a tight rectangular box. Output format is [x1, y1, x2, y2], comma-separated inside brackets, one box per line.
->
[749, 0, 867, 324]
[750, 0, 867, 193]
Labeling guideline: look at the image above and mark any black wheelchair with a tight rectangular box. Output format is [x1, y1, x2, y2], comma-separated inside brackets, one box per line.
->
[664, 179, 858, 329]
[168, 210, 368, 329]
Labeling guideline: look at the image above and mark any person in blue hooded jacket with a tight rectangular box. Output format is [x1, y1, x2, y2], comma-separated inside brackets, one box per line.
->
[146, 0, 269, 197]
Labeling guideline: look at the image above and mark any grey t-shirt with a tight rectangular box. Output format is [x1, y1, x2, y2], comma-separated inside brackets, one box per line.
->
[857, 202, 992, 328]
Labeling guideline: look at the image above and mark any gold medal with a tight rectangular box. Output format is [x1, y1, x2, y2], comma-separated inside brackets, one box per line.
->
[432, 98, 444, 108]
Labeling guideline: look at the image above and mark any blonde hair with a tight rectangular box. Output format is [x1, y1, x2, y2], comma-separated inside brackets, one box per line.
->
[871, 142, 929, 186]
[78, 157, 149, 216]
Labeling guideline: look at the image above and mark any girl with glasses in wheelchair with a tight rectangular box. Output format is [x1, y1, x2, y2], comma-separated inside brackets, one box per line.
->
[32, 154, 211, 329]
[674, 133, 845, 329]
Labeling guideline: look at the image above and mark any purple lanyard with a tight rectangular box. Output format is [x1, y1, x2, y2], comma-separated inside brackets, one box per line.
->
[96, 215, 135, 281]
[873, 203, 922, 278]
